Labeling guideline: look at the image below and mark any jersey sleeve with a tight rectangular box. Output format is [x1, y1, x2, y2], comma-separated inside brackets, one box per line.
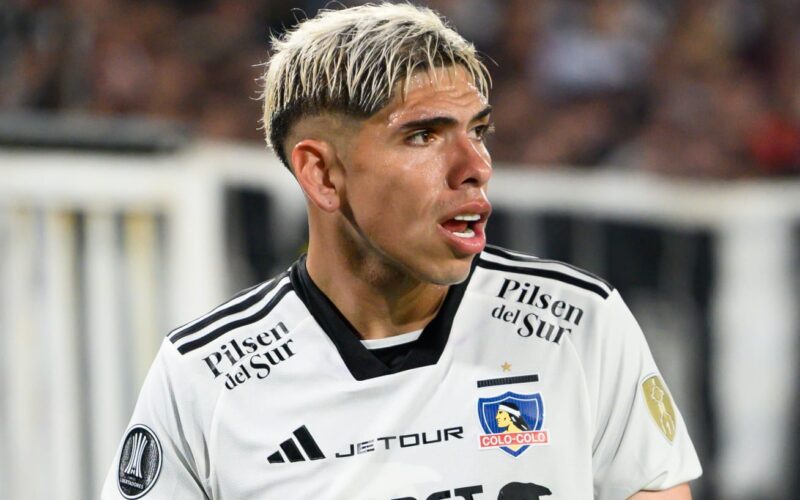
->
[590, 290, 702, 499]
[101, 340, 210, 499]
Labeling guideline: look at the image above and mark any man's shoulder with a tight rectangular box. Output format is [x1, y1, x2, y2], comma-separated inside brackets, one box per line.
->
[164, 268, 298, 360]
[474, 245, 614, 301]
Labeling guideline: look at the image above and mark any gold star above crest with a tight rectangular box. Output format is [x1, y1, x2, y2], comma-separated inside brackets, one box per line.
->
[501, 362, 512, 372]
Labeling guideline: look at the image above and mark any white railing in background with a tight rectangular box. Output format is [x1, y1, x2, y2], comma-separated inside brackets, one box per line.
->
[0, 142, 798, 500]
[488, 169, 800, 500]
[0, 143, 304, 500]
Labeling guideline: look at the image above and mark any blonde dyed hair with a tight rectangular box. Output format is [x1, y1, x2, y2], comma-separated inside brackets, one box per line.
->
[260, 2, 491, 168]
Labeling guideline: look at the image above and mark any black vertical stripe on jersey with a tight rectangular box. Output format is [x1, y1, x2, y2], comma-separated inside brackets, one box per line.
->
[168, 274, 285, 344]
[293, 426, 325, 460]
[267, 451, 285, 464]
[482, 245, 614, 291]
[176, 282, 292, 354]
[279, 438, 304, 463]
[290, 255, 476, 381]
[476, 258, 610, 299]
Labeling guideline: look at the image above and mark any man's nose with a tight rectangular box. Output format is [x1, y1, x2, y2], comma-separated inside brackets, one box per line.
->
[446, 134, 492, 189]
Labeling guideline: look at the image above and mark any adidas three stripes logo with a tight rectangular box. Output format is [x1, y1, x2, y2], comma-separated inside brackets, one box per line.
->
[267, 425, 326, 464]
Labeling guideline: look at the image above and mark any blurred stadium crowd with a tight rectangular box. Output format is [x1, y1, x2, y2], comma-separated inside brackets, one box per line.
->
[2, 0, 800, 177]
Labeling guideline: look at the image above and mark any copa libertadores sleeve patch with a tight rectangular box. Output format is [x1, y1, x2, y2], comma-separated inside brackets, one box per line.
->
[642, 374, 677, 443]
[117, 424, 162, 498]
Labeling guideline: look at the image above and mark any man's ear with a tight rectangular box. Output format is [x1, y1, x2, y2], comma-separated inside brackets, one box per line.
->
[290, 139, 343, 212]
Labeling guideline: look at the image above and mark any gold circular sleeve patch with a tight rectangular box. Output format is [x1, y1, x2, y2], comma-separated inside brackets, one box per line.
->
[642, 375, 676, 442]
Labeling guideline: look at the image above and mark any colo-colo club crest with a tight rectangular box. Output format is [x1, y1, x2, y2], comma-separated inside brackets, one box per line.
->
[478, 392, 549, 457]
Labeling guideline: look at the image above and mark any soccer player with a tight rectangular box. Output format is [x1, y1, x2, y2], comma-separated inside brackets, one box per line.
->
[103, 3, 701, 499]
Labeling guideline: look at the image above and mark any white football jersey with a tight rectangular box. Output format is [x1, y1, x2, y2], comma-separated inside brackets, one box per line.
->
[102, 246, 701, 500]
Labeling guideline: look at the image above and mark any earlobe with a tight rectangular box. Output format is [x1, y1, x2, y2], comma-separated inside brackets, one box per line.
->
[291, 140, 341, 212]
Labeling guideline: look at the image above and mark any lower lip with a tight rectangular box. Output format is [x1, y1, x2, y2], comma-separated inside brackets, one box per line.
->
[437, 222, 487, 255]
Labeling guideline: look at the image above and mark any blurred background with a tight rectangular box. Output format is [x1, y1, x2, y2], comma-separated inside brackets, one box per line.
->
[1, 0, 799, 499]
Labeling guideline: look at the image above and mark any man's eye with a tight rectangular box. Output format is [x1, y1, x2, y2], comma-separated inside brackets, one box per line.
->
[472, 123, 496, 141]
[406, 130, 434, 145]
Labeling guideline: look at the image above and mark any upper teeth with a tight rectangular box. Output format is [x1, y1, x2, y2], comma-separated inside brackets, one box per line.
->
[454, 214, 480, 221]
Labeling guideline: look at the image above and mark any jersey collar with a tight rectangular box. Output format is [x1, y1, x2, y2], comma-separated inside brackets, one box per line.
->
[290, 255, 476, 380]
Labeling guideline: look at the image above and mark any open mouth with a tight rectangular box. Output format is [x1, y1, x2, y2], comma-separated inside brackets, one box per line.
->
[440, 214, 481, 238]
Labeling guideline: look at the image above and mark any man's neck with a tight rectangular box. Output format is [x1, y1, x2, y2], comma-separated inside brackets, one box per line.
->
[305, 249, 448, 341]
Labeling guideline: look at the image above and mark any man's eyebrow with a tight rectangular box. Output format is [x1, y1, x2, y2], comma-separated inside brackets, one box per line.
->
[472, 105, 493, 122]
[397, 105, 493, 131]
[398, 116, 457, 131]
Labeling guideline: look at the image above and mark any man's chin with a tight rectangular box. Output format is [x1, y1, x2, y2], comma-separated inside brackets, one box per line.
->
[424, 255, 475, 286]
